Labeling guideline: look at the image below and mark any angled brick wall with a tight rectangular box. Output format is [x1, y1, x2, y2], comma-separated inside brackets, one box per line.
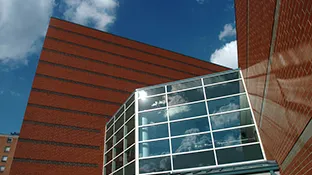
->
[235, 0, 312, 174]
[10, 18, 228, 175]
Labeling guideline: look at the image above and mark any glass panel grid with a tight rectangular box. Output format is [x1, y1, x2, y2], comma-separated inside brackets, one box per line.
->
[104, 70, 266, 175]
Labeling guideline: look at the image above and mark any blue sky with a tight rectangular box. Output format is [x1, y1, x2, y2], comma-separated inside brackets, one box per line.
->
[0, 0, 237, 134]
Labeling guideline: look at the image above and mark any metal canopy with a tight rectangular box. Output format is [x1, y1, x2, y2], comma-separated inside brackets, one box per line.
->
[171, 161, 279, 175]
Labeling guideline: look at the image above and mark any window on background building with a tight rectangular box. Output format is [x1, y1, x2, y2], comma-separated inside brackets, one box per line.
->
[7, 137, 13, 143]
[0, 166, 5, 172]
[4, 146, 10, 153]
[1, 156, 8, 162]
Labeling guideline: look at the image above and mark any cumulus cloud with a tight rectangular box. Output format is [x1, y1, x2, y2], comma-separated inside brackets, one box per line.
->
[219, 23, 236, 41]
[0, 0, 55, 67]
[63, 0, 118, 31]
[210, 40, 238, 69]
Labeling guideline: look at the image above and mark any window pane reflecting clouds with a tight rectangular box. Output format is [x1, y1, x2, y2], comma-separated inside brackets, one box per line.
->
[171, 133, 213, 153]
[139, 109, 167, 126]
[213, 127, 258, 148]
[167, 79, 202, 92]
[211, 110, 254, 130]
[168, 102, 207, 121]
[170, 117, 210, 136]
[139, 95, 166, 111]
[139, 124, 169, 141]
[173, 151, 215, 169]
[216, 144, 263, 164]
[205, 80, 244, 99]
[138, 87, 165, 98]
[139, 139, 170, 158]
[139, 156, 171, 174]
[204, 72, 240, 85]
[208, 94, 249, 114]
[168, 88, 204, 106]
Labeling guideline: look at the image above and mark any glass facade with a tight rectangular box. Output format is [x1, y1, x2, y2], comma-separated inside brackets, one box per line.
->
[103, 70, 266, 175]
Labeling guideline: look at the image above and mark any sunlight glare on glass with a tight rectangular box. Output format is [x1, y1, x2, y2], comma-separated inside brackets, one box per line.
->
[139, 90, 147, 100]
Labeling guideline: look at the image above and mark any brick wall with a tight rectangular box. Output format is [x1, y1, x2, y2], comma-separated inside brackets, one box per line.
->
[10, 18, 228, 175]
[235, 0, 312, 174]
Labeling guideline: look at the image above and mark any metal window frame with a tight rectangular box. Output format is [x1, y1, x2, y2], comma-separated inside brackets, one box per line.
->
[103, 69, 268, 175]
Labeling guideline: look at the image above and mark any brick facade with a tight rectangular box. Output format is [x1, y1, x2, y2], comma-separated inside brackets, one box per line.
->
[235, 0, 312, 174]
[10, 18, 228, 175]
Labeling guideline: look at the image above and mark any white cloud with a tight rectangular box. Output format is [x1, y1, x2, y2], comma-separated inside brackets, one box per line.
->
[63, 0, 118, 31]
[0, 0, 55, 66]
[196, 0, 206, 4]
[210, 40, 238, 69]
[218, 23, 236, 41]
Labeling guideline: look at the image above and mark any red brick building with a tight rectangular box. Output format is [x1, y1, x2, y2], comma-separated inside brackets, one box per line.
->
[235, 0, 312, 174]
[0, 134, 18, 175]
[10, 17, 228, 175]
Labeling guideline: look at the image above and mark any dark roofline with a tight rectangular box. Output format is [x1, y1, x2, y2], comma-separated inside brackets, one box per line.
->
[50, 16, 230, 70]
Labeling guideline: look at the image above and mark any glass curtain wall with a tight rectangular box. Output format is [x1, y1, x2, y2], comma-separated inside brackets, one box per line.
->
[103, 69, 266, 175]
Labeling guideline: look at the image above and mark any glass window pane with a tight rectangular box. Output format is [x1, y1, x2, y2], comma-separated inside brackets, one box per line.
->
[205, 81, 245, 99]
[125, 162, 135, 175]
[208, 94, 249, 114]
[114, 154, 123, 170]
[213, 126, 258, 148]
[138, 87, 165, 98]
[168, 88, 204, 106]
[139, 139, 170, 158]
[125, 103, 135, 120]
[211, 110, 254, 130]
[173, 151, 215, 169]
[204, 72, 240, 85]
[125, 130, 135, 149]
[106, 137, 113, 150]
[139, 156, 171, 174]
[115, 107, 124, 120]
[139, 95, 166, 111]
[114, 168, 123, 175]
[170, 117, 210, 136]
[216, 144, 264, 164]
[105, 162, 112, 175]
[125, 117, 135, 135]
[168, 102, 207, 121]
[167, 79, 202, 92]
[139, 124, 169, 141]
[105, 149, 113, 163]
[115, 127, 124, 143]
[107, 118, 114, 129]
[139, 109, 167, 126]
[115, 140, 123, 157]
[106, 127, 113, 140]
[115, 115, 124, 131]
[126, 94, 134, 108]
[171, 133, 213, 153]
[125, 145, 135, 163]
